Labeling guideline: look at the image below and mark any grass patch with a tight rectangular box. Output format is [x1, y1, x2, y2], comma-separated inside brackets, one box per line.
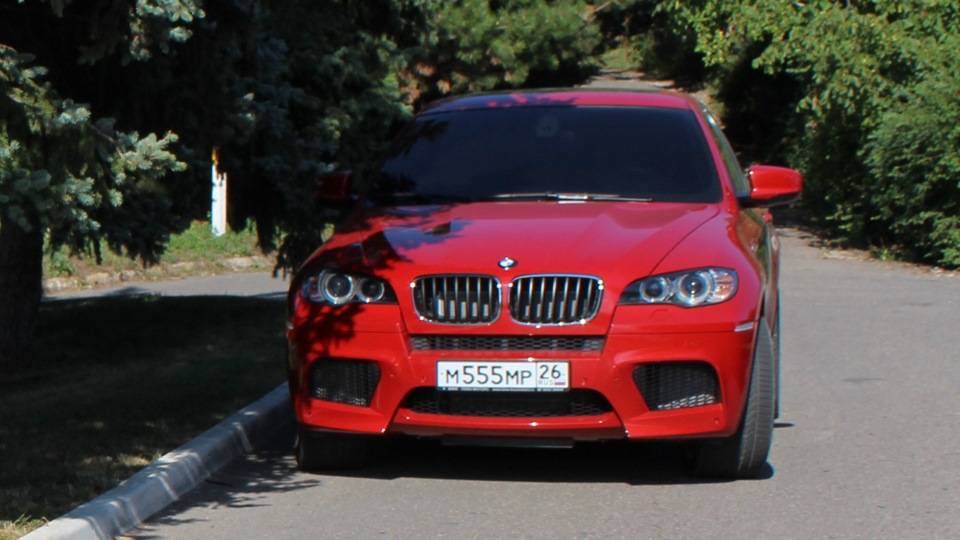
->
[0, 516, 43, 540]
[163, 220, 263, 264]
[0, 295, 286, 537]
[43, 221, 270, 287]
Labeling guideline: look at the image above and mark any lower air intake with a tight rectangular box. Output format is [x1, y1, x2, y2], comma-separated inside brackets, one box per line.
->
[310, 359, 381, 407]
[403, 388, 612, 417]
[632, 361, 720, 411]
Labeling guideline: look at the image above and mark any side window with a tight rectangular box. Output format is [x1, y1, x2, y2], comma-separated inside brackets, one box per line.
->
[702, 106, 750, 197]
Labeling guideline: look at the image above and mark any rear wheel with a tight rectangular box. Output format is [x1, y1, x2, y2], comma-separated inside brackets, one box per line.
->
[688, 316, 776, 479]
[296, 428, 369, 471]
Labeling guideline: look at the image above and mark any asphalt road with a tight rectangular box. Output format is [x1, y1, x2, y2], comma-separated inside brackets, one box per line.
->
[132, 229, 960, 539]
[46, 271, 289, 301]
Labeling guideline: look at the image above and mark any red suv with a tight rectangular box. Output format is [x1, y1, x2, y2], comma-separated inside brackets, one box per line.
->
[286, 89, 801, 479]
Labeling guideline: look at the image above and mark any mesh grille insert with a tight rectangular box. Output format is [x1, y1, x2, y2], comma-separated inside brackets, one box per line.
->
[403, 388, 612, 417]
[310, 359, 381, 407]
[410, 335, 605, 352]
[632, 361, 720, 411]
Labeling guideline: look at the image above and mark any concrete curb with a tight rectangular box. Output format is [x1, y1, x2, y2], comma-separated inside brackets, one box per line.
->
[23, 383, 293, 540]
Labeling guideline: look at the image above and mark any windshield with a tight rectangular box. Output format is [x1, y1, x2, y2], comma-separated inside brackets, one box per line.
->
[368, 106, 722, 205]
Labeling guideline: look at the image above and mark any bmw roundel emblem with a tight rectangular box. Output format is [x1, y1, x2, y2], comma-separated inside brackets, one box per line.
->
[498, 257, 517, 270]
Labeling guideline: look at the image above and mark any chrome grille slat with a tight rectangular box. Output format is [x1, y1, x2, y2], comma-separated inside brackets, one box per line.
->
[567, 280, 583, 317]
[413, 275, 501, 325]
[510, 275, 602, 325]
[537, 278, 547, 322]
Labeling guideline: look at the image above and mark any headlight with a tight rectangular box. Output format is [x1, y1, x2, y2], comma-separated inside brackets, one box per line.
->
[302, 270, 397, 305]
[620, 268, 737, 307]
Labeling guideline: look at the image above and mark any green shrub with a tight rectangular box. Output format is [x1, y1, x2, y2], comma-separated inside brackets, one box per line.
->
[636, 1, 960, 267]
[864, 74, 960, 266]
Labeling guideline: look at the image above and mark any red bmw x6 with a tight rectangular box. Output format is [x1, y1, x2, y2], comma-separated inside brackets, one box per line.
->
[286, 89, 802, 479]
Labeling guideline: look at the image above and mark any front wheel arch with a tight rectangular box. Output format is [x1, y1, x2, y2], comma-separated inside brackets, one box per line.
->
[687, 314, 776, 479]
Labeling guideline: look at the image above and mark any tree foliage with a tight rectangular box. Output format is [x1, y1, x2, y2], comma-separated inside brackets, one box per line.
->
[0, 15, 189, 260]
[641, 1, 960, 267]
[0, 0, 604, 371]
[1, 1, 193, 370]
[209, 0, 603, 270]
[409, 0, 601, 98]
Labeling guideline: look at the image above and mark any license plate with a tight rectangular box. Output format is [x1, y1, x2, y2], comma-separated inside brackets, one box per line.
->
[436, 361, 569, 391]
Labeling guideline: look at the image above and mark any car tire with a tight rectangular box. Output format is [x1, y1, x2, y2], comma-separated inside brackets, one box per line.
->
[772, 301, 781, 420]
[688, 315, 776, 479]
[296, 428, 369, 471]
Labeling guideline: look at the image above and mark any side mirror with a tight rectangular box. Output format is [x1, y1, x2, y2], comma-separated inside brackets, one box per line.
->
[741, 165, 803, 207]
[314, 171, 355, 205]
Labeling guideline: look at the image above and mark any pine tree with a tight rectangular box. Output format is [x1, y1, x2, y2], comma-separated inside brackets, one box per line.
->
[1, 0, 607, 373]
[0, 2, 193, 371]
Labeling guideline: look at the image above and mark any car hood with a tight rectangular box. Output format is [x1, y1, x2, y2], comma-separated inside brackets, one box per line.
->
[333, 202, 721, 281]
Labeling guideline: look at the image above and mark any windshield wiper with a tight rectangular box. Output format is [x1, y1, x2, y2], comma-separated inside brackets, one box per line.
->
[489, 192, 652, 202]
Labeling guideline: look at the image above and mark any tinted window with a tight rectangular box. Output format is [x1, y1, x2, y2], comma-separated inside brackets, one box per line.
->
[369, 106, 722, 204]
[701, 106, 750, 196]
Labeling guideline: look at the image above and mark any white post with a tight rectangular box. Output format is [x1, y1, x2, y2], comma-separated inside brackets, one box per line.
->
[211, 148, 227, 237]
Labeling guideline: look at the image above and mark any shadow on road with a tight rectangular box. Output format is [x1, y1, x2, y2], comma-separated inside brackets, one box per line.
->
[139, 423, 319, 535]
[347, 436, 776, 486]
[138, 416, 781, 535]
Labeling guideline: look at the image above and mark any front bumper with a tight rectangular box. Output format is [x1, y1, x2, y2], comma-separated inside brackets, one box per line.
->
[288, 306, 756, 443]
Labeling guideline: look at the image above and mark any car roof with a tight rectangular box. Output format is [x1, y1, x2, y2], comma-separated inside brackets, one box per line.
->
[420, 88, 701, 115]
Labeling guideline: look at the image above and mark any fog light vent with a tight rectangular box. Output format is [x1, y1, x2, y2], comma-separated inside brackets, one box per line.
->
[310, 359, 381, 407]
[632, 362, 720, 411]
